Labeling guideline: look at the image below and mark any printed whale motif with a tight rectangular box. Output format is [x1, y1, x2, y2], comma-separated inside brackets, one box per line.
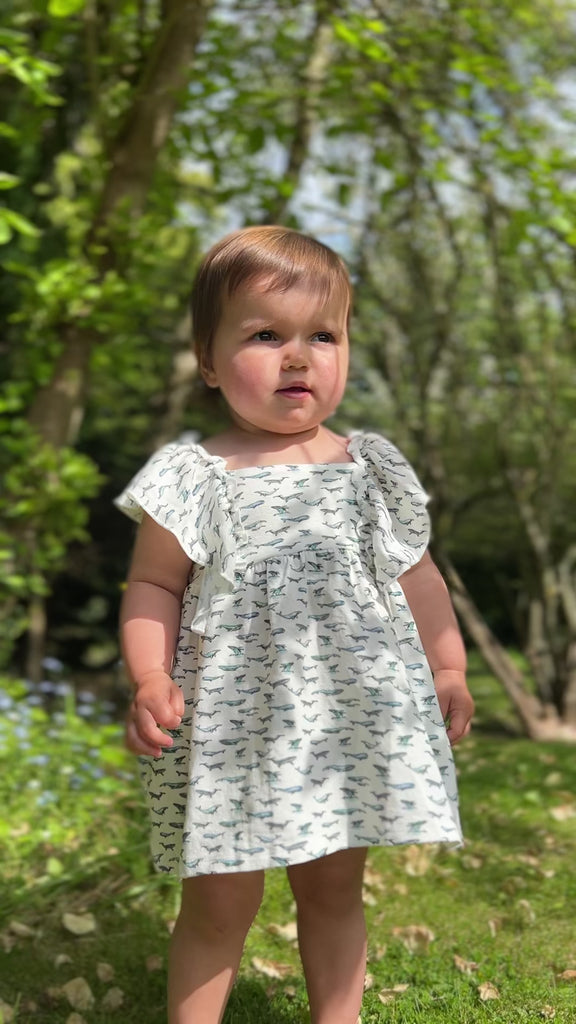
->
[116, 433, 462, 877]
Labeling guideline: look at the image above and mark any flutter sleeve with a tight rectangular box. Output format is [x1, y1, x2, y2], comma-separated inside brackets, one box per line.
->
[348, 431, 431, 587]
[114, 442, 211, 566]
[114, 441, 243, 635]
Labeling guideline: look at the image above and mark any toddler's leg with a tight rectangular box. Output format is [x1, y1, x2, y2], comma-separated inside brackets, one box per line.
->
[287, 848, 367, 1024]
[168, 869, 264, 1024]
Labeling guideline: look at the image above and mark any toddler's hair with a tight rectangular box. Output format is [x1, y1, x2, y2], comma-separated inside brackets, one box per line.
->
[191, 225, 352, 371]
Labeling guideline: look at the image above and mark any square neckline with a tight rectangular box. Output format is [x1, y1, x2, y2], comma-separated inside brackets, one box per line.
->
[195, 437, 359, 474]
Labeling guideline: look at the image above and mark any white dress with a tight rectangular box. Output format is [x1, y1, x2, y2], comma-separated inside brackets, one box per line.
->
[115, 431, 462, 877]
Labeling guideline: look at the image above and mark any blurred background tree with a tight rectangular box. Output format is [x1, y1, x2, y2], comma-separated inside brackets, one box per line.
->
[1, 0, 575, 738]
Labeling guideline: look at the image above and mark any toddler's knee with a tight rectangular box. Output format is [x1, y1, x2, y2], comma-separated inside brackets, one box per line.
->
[288, 849, 366, 917]
[178, 871, 264, 940]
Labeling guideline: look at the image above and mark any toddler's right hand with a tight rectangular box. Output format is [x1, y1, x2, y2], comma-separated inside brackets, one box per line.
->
[125, 672, 184, 758]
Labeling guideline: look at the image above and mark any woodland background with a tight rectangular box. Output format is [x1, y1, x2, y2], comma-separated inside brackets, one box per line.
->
[1, 0, 576, 740]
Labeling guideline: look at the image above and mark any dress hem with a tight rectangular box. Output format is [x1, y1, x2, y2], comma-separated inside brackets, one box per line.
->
[151, 831, 465, 879]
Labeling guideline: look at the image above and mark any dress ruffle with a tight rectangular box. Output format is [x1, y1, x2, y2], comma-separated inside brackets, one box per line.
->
[348, 431, 430, 588]
[114, 442, 241, 633]
[115, 432, 430, 634]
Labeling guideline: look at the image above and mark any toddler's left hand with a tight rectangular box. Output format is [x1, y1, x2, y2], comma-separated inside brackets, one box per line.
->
[433, 669, 474, 745]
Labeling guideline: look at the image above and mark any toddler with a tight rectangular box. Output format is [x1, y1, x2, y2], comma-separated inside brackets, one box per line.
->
[116, 225, 474, 1024]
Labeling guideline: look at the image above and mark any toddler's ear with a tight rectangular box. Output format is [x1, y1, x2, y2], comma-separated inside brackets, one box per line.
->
[199, 353, 218, 389]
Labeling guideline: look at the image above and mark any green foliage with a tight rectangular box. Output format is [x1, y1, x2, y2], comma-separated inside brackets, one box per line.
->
[0, 421, 102, 666]
[0, 0, 575, 711]
[48, 0, 87, 15]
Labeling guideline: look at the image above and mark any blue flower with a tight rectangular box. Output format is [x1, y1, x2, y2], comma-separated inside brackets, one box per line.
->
[42, 656, 64, 672]
[37, 791, 57, 807]
[28, 754, 50, 766]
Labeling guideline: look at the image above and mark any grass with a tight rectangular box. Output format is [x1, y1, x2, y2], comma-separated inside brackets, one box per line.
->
[1, 656, 575, 1022]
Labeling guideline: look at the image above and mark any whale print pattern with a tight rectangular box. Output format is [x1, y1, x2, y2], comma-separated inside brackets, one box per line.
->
[115, 432, 463, 877]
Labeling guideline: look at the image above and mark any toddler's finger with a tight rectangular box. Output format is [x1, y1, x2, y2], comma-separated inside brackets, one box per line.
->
[170, 685, 185, 719]
[134, 691, 179, 730]
[125, 718, 163, 758]
[135, 706, 177, 748]
[446, 712, 472, 745]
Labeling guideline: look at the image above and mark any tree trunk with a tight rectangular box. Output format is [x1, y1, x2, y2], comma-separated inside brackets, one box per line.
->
[25, 595, 48, 686]
[440, 554, 576, 742]
[93, 0, 213, 232]
[28, 0, 213, 451]
[28, 326, 94, 447]
[153, 316, 199, 449]
[21, 1, 212, 670]
[263, 0, 332, 224]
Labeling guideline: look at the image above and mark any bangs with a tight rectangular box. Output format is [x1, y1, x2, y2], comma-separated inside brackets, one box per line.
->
[191, 225, 352, 363]
[223, 230, 351, 311]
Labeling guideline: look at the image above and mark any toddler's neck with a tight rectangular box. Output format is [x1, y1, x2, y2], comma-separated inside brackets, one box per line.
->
[201, 425, 352, 470]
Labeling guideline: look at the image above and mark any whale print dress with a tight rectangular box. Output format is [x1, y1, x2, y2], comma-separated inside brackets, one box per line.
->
[115, 431, 463, 877]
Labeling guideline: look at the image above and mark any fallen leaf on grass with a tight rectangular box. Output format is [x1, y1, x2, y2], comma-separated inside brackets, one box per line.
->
[146, 954, 163, 972]
[550, 804, 576, 822]
[378, 983, 410, 1005]
[61, 977, 95, 1011]
[267, 922, 298, 943]
[488, 918, 502, 937]
[101, 987, 124, 1010]
[8, 920, 36, 938]
[392, 925, 435, 953]
[0, 932, 16, 953]
[540, 1007, 556, 1019]
[96, 962, 115, 982]
[557, 970, 576, 982]
[0, 998, 15, 1022]
[371, 944, 387, 961]
[403, 845, 434, 876]
[461, 854, 483, 870]
[251, 957, 293, 979]
[55, 954, 73, 967]
[544, 772, 563, 787]
[62, 913, 96, 936]
[363, 866, 386, 890]
[362, 889, 377, 907]
[478, 981, 500, 1001]
[454, 954, 479, 974]
[516, 853, 542, 868]
[364, 973, 374, 991]
[516, 899, 536, 924]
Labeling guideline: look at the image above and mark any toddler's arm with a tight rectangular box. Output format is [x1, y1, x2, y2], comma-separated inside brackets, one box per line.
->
[120, 513, 192, 758]
[399, 551, 474, 744]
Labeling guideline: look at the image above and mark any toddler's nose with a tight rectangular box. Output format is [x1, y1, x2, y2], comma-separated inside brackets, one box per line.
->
[282, 338, 309, 369]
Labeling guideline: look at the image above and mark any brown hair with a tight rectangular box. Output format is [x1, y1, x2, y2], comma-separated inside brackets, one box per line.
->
[191, 225, 352, 372]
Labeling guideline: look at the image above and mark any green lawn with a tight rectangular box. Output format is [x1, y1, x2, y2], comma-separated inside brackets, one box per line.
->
[1, 658, 575, 1022]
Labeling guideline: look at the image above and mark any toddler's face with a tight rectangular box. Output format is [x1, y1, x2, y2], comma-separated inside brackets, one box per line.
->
[202, 279, 349, 437]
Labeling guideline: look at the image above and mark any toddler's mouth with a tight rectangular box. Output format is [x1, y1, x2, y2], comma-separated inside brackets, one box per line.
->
[277, 385, 311, 395]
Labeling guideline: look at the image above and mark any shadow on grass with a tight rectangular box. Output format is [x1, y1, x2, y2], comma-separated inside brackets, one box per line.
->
[224, 977, 304, 1023]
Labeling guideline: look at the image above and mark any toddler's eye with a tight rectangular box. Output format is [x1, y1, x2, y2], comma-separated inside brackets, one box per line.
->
[253, 330, 275, 342]
[314, 332, 335, 344]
